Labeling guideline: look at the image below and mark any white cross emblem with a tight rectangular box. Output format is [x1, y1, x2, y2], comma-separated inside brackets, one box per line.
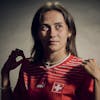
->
[51, 82, 64, 93]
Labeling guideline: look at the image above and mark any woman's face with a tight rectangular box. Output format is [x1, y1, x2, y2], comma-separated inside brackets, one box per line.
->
[38, 10, 71, 53]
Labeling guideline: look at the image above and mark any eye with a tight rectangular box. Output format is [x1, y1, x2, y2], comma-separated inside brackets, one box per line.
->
[40, 24, 49, 31]
[55, 24, 63, 30]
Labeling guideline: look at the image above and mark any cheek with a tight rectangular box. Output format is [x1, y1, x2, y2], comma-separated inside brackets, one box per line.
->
[62, 37, 68, 44]
[60, 31, 69, 40]
[38, 32, 48, 43]
[38, 32, 45, 39]
[59, 32, 69, 45]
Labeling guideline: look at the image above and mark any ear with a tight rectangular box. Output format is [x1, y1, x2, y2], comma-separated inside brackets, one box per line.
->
[68, 31, 72, 38]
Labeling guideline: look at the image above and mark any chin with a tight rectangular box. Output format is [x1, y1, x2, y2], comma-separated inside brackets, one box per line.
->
[48, 46, 59, 52]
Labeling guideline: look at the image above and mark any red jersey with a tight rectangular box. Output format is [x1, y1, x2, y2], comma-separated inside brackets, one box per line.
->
[13, 54, 95, 100]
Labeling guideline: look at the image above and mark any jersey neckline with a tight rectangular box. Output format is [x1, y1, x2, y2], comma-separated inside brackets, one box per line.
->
[43, 53, 72, 69]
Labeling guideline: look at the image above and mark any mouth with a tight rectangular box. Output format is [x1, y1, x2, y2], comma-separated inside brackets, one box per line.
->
[48, 40, 59, 45]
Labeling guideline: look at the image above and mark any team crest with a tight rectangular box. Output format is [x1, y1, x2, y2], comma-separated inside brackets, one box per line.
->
[51, 82, 64, 93]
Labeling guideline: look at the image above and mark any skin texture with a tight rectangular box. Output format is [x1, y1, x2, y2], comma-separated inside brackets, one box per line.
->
[38, 10, 71, 62]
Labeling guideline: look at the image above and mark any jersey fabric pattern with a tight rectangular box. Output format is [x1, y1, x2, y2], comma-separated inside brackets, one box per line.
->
[13, 54, 95, 100]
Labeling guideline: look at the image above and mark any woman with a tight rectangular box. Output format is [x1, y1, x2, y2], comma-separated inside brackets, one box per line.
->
[1, 2, 100, 100]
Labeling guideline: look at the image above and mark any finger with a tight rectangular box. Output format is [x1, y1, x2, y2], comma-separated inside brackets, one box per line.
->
[89, 59, 96, 62]
[15, 48, 23, 53]
[82, 61, 87, 64]
[82, 59, 94, 64]
[8, 50, 16, 58]
[82, 60, 89, 64]
[85, 59, 96, 62]
[84, 59, 90, 62]
[82, 60, 95, 71]
[81, 63, 93, 75]
[15, 48, 21, 51]
[15, 48, 25, 58]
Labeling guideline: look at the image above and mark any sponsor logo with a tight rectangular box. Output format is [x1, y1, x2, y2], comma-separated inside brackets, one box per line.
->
[36, 78, 46, 88]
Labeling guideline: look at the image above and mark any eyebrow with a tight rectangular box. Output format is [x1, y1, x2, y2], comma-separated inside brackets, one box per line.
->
[40, 24, 50, 27]
[54, 22, 63, 25]
[41, 22, 63, 26]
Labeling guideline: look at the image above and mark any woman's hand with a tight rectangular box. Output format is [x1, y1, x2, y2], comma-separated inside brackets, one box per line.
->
[1, 49, 25, 89]
[1, 49, 25, 74]
[82, 59, 100, 81]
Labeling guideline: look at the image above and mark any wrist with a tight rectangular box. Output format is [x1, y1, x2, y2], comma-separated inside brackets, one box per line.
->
[0, 86, 12, 91]
[1, 67, 10, 76]
[1, 71, 10, 89]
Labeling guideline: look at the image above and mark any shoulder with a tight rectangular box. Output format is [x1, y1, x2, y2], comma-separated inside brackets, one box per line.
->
[70, 54, 82, 61]
[65, 54, 83, 66]
[19, 57, 36, 72]
[70, 55, 94, 78]
[65, 54, 90, 75]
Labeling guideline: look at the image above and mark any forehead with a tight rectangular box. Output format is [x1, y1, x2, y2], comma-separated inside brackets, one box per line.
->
[42, 10, 66, 24]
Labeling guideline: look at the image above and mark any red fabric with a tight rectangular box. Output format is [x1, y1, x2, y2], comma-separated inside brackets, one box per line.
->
[13, 55, 95, 100]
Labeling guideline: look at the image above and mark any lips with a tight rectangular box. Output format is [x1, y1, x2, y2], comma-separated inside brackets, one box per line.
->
[48, 40, 59, 45]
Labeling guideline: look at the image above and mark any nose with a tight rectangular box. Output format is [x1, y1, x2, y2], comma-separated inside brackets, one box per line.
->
[49, 27, 57, 37]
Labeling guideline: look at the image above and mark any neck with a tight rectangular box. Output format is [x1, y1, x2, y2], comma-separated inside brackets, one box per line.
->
[43, 49, 69, 64]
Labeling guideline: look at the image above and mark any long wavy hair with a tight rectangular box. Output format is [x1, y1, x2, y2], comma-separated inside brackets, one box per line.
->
[31, 2, 78, 63]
